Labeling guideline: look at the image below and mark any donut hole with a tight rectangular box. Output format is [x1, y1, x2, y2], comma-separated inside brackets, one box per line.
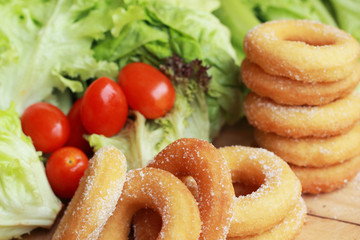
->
[231, 165, 266, 197]
[131, 208, 162, 239]
[233, 182, 262, 197]
[284, 36, 336, 47]
[181, 176, 199, 200]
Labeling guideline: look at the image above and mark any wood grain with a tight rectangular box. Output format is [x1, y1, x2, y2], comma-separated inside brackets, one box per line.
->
[296, 215, 360, 240]
[23, 120, 360, 240]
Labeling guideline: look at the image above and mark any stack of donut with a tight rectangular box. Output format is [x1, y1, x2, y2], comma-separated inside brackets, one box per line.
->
[52, 138, 306, 240]
[242, 20, 360, 194]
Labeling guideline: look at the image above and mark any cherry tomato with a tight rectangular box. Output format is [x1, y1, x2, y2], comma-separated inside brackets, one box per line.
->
[46, 146, 88, 199]
[118, 62, 175, 119]
[81, 77, 128, 137]
[21, 102, 70, 153]
[66, 98, 92, 154]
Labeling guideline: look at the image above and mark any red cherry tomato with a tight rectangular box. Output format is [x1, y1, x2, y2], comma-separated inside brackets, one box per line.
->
[46, 147, 88, 199]
[66, 98, 92, 154]
[21, 102, 70, 153]
[118, 62, 175, 119]
[81, 77, 128, 137]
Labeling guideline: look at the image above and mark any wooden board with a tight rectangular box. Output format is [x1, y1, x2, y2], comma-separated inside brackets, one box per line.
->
[23, 119, 360, 239]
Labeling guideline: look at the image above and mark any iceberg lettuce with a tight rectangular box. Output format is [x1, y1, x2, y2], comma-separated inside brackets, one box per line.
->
[89, 1, 243, 168]
[0, 0, 120, 114]
[0, 105, 62, 240]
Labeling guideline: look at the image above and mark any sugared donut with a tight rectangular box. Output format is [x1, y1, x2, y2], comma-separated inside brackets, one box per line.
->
[244, 91, 360, 138]
[244, 20, 360, 82]
[52, 146, 127, 240]
[228, 198, 306, 240]
[219, 146, 302, 238]
[254, 123, 360, 167]
[98, 167, 201, 239]
[290, 154, 360, 194]
[148, 138, 234, 240]
[241, 59, 360, 106]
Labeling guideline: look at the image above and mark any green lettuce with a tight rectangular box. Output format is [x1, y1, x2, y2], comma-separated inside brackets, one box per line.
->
[242, 0, 336, 25]
[89, 1, 243, 168]
[0, 0, 120, 114]
[213, 0, 260, 62]
[326, 0, 360, 42]
[0, 105, 62, 240]
[90, 56, 212, 169]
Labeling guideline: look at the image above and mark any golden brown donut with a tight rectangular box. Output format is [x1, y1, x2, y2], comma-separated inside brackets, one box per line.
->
[148, 138, 234, 240]
[219, 146, 302, 238]
[52, 146, 127, 240]
[254, 123, 360, 167]
[291, 154, 360, 194]
[241, 59, 360, 106]
[244, 20, 360, 82]
[244, 91, 360, 138]
[228, 197, 307, 240]
[98, 167, 201, 239]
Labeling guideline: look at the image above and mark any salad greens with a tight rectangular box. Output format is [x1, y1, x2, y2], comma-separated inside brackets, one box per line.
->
[90, 55, 214, 169]
[0, 0, 120, 114]
[327, 0, 360, 42]
[89, 0, 243, 168]
[0, 105, 62, 240]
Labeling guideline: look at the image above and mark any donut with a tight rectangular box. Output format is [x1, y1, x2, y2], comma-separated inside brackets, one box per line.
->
[254, 123, 360, 167]
[148, 138, 234, 240]
[228, 198, 307, 240]
[130, 175, 200, 240]
[241, 59, 360, 106]
[244, 91, 360, 138]
[52, 146, 127, 240]
[243, 20, 360, 82]
[219, 146, 302, 238]
[98, 167, 201, 239]
[291, 154, 360, 194]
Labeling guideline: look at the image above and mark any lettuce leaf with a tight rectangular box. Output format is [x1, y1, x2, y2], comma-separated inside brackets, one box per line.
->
[90, 56, 212, 169]
[0, 105, 62, 240]
[94, 1, 242, 136]
[0, 0, 120, 114]
[89, 1, 243, 168]
[243, 0, 336, 25]
[326, 0, 360, 42]
[213, 0, 260, 62]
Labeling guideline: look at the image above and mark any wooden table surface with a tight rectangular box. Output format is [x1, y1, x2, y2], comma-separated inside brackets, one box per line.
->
[23, 120, 360, 240]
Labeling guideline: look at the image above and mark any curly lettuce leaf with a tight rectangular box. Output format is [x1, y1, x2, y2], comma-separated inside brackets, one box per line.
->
[89, 56, 211, 169]
[0, 105, 62, 240]
[94, 1, 242, 137]
[123, 0, 220, 12]
[0, 0, 119, 113]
